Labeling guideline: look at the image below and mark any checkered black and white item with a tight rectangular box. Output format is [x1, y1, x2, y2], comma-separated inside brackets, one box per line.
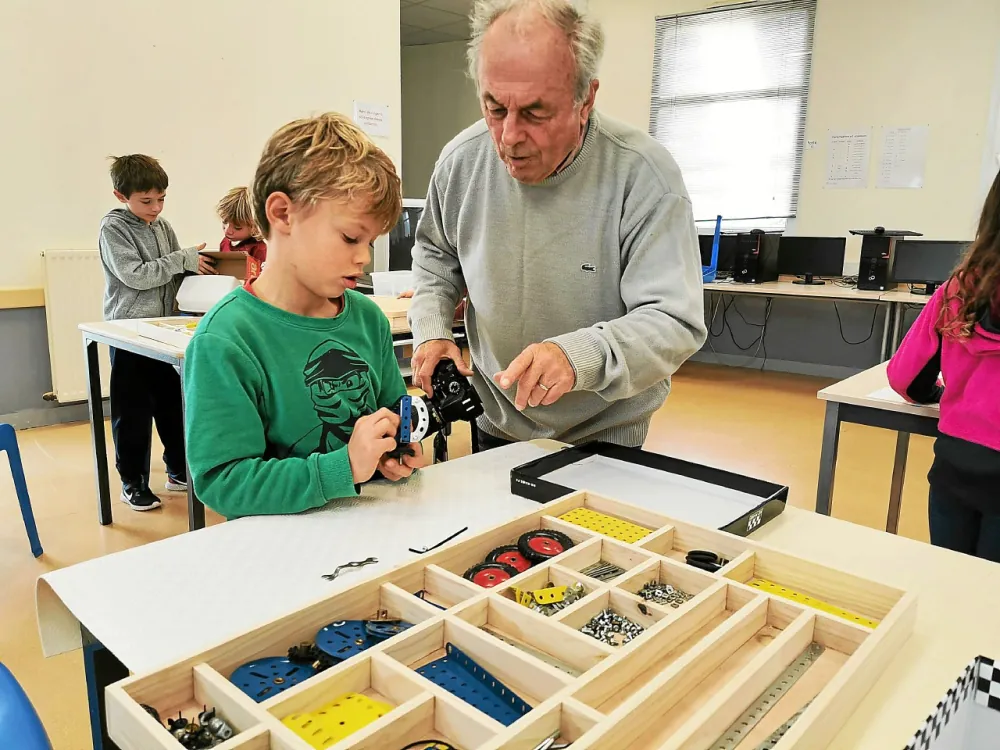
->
[905, 656, 1000, 750]
[974, 657, 1000, 711]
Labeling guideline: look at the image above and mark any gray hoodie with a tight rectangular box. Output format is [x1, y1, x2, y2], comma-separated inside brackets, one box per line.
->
[98, 207, 201, 320]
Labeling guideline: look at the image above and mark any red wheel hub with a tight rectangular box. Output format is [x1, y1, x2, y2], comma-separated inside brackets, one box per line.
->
[527, 536, 565, 555]
[495, 550, 531, 572]
[471, 568, 512, 588]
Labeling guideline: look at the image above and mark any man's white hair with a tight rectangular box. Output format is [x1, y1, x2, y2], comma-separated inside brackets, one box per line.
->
[467, 0, 605, 104]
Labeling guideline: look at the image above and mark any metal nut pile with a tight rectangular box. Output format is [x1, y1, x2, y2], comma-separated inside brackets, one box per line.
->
[579, 561, 626, 581]
[530, 582, 586, 616]
[580, 609, 645, 647]
[638, 581, 694, 609]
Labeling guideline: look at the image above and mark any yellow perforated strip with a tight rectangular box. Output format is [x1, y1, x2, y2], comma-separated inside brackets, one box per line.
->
[748, 578, 880, 629]
[558, 508, 653, 544]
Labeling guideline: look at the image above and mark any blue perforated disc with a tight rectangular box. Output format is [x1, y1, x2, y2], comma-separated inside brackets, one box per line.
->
[416, 643, 531, 726]
[315, 620, 373, 660]
[230, 657, 318, 703]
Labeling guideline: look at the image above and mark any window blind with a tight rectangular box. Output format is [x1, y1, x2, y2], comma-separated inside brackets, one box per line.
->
[650, 0, 817, 224]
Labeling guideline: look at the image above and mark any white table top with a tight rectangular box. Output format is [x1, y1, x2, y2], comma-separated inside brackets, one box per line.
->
[818, 362, 939, 419]
[79, 319, 187, 360]
[37, 442, 552, 672]
[79, 297, 456, 356]
[705, 278, 886, 302]
[880, 288, 934, 306]
[37, 440, 999, 749]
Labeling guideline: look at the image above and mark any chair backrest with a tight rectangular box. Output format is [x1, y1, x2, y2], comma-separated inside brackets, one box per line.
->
[0, 663, 52, 750]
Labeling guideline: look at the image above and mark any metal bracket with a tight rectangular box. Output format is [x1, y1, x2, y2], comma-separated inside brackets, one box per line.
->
[416, 643, 531, 726]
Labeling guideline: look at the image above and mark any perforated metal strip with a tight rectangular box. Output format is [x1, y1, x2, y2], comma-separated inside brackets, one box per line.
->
[710, 643, 825, 749]
[748, 578, 880, 629]
[754, 701, 812, 749]
[557, 508, 653, 544]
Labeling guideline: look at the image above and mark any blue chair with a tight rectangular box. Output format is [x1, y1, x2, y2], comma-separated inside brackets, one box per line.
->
[0, 424, 43, 558]
[0, 663, 52, 750]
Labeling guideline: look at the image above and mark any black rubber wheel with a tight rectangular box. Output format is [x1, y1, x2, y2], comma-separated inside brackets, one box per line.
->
[485, 544, 533, 573]
[463, 562, 519, 588]
[517, 529, 574, 563]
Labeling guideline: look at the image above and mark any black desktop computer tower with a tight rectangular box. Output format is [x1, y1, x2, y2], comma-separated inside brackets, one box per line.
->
[732, 230, 780, 284]
[850, 228, 922, 291]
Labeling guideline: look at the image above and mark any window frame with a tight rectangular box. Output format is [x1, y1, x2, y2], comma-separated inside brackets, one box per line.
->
[649, 0, 818, 226]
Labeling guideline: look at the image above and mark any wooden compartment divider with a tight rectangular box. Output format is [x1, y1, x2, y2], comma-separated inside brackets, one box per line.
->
[105, 490, 916, 750]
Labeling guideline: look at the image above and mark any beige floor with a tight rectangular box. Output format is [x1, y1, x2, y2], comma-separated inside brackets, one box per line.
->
[0, 362, 933, 749]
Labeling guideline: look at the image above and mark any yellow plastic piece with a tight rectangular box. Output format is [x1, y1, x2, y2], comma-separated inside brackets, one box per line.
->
[512, 587, 534, 608]
[282, 692, 393, 749]
[748, 578, 880, 629]
[512, 585, 567, 607]
[532, 586, 567, 604]
[558, 508, 653, 544]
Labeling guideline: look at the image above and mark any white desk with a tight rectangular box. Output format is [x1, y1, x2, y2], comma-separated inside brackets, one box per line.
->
[704, 278, 895, 361]
[816, 363, 939, 533]
[705, 278, 885, 302]
[36, 441, 1000, 750]
[78, 321, 200, 529]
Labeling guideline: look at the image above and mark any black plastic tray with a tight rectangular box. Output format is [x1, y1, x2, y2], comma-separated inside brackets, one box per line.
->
[510, 442, 787, 537]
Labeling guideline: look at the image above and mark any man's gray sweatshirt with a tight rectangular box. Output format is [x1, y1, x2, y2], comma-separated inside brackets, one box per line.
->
[408, 111, 707, 447]
[98, 207, 201, 320]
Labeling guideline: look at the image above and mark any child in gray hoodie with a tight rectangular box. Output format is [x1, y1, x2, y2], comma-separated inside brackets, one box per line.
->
[98, 154, 212, 511]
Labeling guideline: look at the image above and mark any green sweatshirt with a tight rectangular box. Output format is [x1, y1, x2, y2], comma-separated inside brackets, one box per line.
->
[183, 288, 407, 518]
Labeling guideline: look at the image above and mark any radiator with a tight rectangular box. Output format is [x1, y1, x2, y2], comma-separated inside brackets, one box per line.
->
[42, 249, 110, 403]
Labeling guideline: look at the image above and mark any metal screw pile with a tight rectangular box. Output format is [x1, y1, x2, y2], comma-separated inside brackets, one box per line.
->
[580, 609, 645, 647]
[530, 582, 586, 616]
[579, 561, 625, 581]
[638, 581, 694, 609]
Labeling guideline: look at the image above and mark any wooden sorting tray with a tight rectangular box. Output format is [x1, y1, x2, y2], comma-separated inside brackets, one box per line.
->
[106, 491, 917, 750]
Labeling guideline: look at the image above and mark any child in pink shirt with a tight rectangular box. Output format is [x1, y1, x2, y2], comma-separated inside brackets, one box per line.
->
[888, 170, 1000, 562]
[217, 186, 267, 262]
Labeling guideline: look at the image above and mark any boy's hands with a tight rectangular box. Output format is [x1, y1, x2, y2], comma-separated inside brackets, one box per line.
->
[195, 244, 218, 275]
[348, 408, 400, 483]
[378, 441, 426, 481]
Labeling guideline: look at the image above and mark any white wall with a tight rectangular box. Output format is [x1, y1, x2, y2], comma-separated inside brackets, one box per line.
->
[0, 0, 402, 289]
[401, 41, 482, 198]
[589, 0, 1000, 259]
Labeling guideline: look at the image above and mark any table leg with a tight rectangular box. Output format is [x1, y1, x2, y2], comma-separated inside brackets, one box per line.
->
[82, 626, 127, 750]
[85, 339, 113, 526]
[815, 401, 842, 516]
[470, 420, 482, 454]
[879, 302, 894, 362]
[177, 364, 205, 531]
[886, 431, 910, 535]
[891, 302, 905, 355]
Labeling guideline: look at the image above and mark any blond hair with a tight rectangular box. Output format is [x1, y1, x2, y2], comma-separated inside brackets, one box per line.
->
[467, 0, 605, 103]
[216, 187, 262, 239]
[251, 112, 401, 238]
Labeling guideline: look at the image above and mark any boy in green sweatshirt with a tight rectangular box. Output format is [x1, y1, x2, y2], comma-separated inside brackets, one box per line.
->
[183, 113, 423, 518]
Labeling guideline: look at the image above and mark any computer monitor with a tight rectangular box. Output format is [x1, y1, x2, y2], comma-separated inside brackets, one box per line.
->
[699, 233, 737, 274]
[388, 198, 425, 271]
[777, 236, 847, 285]
[891, 240, 969, 295]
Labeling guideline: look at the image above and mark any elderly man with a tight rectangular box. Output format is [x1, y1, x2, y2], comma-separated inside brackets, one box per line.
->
[408, 0, 706, 450]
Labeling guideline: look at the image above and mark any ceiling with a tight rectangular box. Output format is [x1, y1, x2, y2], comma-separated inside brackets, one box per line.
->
[401, 0, 475, 47]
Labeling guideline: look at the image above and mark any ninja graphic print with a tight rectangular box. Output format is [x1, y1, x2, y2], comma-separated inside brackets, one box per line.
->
[291, 340, 377, 454]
